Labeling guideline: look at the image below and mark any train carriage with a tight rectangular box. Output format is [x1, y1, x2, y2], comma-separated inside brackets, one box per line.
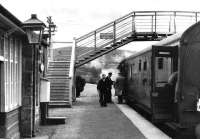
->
[119, 34, 180, 122]
[118, 21, 200, 138]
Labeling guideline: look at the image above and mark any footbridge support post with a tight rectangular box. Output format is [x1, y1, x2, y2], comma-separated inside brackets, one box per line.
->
[69, 38, 76, 103]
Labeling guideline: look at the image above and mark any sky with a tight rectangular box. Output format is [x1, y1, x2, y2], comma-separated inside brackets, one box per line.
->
[1, 0, 200, 51]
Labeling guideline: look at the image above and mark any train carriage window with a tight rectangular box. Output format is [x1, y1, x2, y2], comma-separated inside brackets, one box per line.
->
[158, 58, 163, 69]
[143, 61, 147, 71]
[139, 60, 142, 71]
[129, 65, 132, 78]
[131, 64, 134, 76]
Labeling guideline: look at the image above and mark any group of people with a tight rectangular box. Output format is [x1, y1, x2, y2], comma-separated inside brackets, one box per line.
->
[97, 72, 125, 107]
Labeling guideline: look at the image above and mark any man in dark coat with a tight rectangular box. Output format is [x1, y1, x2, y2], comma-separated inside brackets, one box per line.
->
[97, 74, 107, 107]
[105, 72, 113, 103]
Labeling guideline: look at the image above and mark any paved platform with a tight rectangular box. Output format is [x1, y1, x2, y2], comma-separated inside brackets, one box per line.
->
[36, 83, 170, 139]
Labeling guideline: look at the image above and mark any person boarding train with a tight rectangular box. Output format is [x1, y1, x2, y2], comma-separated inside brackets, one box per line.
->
[114, 73, 125, 104]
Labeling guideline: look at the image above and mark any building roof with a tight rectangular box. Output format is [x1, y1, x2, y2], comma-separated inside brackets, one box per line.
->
[0, 4, 22, 26]
[23, 14, 46, 29]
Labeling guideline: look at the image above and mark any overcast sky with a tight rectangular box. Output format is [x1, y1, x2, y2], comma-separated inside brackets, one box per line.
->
[1, 0, 200, 51]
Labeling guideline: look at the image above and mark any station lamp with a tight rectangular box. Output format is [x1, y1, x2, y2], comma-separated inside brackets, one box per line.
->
[23, 14, 46, 44]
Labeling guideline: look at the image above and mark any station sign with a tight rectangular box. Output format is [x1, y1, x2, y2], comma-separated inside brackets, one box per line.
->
[100, 33, 114, 39]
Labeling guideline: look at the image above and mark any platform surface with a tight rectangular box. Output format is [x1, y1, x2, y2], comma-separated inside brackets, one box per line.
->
[37, 83, 171, 139]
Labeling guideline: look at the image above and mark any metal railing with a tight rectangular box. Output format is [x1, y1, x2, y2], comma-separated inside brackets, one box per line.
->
[68, 38, 76, 104]
[75, 11, 200, 60]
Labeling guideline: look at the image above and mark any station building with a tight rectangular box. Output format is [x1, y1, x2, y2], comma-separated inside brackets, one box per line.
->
[0, 5, 49, 138]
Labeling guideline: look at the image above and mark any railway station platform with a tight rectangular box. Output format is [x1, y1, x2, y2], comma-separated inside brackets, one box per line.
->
[35, 83, 171, 139]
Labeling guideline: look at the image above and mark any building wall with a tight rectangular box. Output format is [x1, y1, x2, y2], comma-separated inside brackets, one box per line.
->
[0, 5, 49, 138]
[0, 109, 20, 139]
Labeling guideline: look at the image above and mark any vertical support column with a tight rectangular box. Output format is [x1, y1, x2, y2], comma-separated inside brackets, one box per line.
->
[94, 31, 96, 50]
[132, 13, 136, 33]
[151, 15, 154, 32]
[70, 38, 76, 104]
[20, 44, 34, 137]
[154, 12, 157, 33]
[113, 21, 116, 44]
[174, 12, 176, 33]
[195, 12, 198, 23]
[169, 15, 172, 32]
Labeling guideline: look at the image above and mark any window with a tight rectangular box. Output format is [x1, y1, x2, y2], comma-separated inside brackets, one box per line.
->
[0, 37, 3, 56]
[158, 58, 163, 69]
[143, 61, 147, 71]
[139, 60, 141, 71]
[1, 36, 22, 112]
[132, 63, 136, 74]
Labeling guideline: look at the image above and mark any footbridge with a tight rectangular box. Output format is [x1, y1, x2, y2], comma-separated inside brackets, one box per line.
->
[48, 11, 200, 107]
[74, 11, 200, 67]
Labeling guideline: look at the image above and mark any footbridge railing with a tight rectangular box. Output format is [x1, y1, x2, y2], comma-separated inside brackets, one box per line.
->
[75, 11, 200, 62]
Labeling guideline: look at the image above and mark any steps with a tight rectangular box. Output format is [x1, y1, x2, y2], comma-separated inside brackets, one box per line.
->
[48, 101, 71, 108]
[47, 61, 71, 107]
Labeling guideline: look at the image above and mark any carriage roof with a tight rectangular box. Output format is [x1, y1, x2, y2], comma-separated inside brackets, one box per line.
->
[122, 33, 182, 62]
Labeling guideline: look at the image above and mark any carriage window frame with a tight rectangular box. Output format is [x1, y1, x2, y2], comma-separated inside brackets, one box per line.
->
[158, 57, 164, 70]
[143, 60, 147, 71]
[139, 60, 142, 71]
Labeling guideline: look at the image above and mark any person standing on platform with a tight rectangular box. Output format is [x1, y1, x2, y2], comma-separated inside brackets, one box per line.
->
[97, 74, 107, 107]
[105, 72, 113, 103]
[114, 73, 125, 104]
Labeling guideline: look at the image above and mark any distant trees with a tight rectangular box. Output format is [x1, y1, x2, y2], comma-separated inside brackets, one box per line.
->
[76, 49, 134, 84]
[77, 66, 101, 84]
[89, 67, 101, 83]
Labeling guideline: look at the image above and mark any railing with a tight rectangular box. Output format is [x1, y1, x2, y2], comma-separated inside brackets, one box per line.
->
[69, 38, 76, 104]
[75, 11, 200, 59]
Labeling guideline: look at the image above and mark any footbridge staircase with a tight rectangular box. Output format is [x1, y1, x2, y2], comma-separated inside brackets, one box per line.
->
[47, 44, 75, 107]
[48, 11, 200, 107]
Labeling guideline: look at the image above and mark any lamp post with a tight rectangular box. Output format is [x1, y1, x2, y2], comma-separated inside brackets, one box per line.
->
[23, 14, 47, 75]
[22, 14, 46, 137]
[46, 16, 56, 60]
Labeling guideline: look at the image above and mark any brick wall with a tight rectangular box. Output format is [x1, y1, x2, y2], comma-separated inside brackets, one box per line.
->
[0, 108, 20, 139]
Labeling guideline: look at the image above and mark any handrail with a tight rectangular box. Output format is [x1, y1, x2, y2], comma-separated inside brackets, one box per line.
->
[68, 38, 76, 104]
[75, 11, 200, 62]
[76, 11, 200, 41]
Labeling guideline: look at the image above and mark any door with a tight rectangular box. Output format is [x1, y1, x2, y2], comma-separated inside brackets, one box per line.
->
[151, 45, 178, 122]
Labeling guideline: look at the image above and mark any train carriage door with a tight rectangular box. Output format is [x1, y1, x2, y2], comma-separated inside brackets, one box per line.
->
[151, 45, 178, 122]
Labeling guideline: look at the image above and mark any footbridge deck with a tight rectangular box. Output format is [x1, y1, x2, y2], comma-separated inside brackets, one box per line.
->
[74, 11, 200, 67]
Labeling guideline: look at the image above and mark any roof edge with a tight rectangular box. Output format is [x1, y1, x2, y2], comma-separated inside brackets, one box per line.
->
[0, 4, 22, 27]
